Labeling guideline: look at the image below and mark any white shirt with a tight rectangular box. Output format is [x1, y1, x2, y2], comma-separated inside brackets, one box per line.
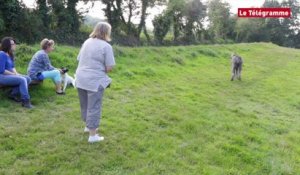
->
[75, 38, 115, 92]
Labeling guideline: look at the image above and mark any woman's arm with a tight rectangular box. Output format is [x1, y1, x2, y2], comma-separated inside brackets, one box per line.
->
[77, 47, 83, 61]
[0, 60, 5, 74]
[0, 54, 6, 74]
[42, 54, 55, 70]
[104, 45, 116, 73]
[77, 42, 86, 61]
[0, 54, 17, 75]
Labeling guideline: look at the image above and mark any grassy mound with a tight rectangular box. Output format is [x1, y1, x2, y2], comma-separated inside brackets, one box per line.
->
[0, 43, 300, 174]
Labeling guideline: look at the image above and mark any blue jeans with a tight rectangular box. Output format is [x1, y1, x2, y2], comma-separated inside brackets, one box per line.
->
[0, 74, 31, 100]
[42, 70, 61, 84]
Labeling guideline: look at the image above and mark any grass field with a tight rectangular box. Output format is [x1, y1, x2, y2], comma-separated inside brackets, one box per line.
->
[0, 43, 300, 174]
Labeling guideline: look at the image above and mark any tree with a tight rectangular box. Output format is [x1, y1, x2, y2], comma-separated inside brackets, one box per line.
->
[182, 0, 206, 43]
[235, 18, 268, 42]
[162, 0, 206, 44]
[0, 0, 24, 38]
[100, 0, 166, 45]
[47, 0, 81, 43]
[207, 0, 231, 40]
[0, 0, 43, 43]
[49, 0, 68, 36]
[67, 0, 80, 33]
[262, 0, 285, 45]
[153, 12, 171, 44]
[167, 0, 185, 42]
[137, 0, 165, 42]
[0, 8, 5, 33]
[37, 0, 50, 33]
[281, 0, 300, 47]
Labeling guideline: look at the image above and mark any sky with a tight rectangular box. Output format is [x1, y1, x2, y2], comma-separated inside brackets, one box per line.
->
[22, 0, 284, 27]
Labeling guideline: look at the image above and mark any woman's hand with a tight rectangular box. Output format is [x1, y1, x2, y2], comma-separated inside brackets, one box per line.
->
[58, 69, 64, 74]
[4, 70, 17, 75]
[11, 68, 20, 75]
[12, 68, 19, 75]
[105, 66, 113, 73]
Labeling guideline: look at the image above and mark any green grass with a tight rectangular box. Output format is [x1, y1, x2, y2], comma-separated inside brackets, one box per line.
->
[1, 43, 300, 174]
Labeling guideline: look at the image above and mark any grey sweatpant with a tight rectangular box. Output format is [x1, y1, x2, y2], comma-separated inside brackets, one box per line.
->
[77, 86, 104, 130]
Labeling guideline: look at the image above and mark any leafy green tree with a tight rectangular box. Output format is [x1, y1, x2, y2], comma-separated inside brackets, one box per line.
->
[262, 0, 285, 45]
[167, 0, 185, 42]
[137, 0, 165, 42]
[163, 0, 206, 44]
[0, 13, 5, 33]
[182, 0, 206, 43]
[207, 0, 231, 40]
[0, 0, 43, 42]
[47, 0, 81, 43]
[153, 12, 171, 44]
[0, 0, 24, 38]
[235, 18, 268, 42]
[281, 0, 300, 47]
[37, 0, 50, 33]
[100, 0, 166, 45]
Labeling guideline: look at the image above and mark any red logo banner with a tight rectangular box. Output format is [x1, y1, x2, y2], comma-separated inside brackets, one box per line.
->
[238, 8, 291, 18]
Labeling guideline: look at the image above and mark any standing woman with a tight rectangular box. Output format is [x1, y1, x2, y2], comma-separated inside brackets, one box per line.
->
[0, 37, 33, 108]
[27, 38, 64, 94]
[76, 22, 116, 143]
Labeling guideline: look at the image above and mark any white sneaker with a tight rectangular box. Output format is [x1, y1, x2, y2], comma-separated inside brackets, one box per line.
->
[84, 127, 89, 133]
[84, 127, 98, 133]
[88, 134, 104, 143]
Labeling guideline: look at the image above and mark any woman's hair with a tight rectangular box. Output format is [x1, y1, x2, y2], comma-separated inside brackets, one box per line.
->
[89, 22, 112, 41]
[0, 37, 15, 60]
[41, 38, 55, 50]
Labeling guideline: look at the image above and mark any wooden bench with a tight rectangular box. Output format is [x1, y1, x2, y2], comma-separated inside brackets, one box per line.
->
[0, 80, 43, 89]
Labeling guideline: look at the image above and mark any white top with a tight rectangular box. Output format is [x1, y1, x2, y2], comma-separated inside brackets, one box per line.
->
[75, 38, 115, 92]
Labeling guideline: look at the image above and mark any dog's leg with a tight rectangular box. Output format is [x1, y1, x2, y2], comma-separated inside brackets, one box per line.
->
[63, 79, 67, 92]
[231, 64, 235, 81]
[61, 74, 67, 92]
[237, 66, 242, 81]
[231, 67, 238, 81]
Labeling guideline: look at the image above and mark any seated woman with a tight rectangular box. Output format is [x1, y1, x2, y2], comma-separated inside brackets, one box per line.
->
[0, 37, 33, 108]
[27, 38, 64, 95]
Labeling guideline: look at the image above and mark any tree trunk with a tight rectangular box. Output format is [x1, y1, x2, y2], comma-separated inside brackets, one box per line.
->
[127, 0, 133, 33]
[143, 26, 151, 43]
[137, 0, 148, 39]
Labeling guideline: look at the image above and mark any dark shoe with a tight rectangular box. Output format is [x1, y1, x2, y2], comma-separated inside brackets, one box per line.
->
[21, 100, 34, 109]
[8, 94, 21, 103]
[56, 91, 65, 95]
